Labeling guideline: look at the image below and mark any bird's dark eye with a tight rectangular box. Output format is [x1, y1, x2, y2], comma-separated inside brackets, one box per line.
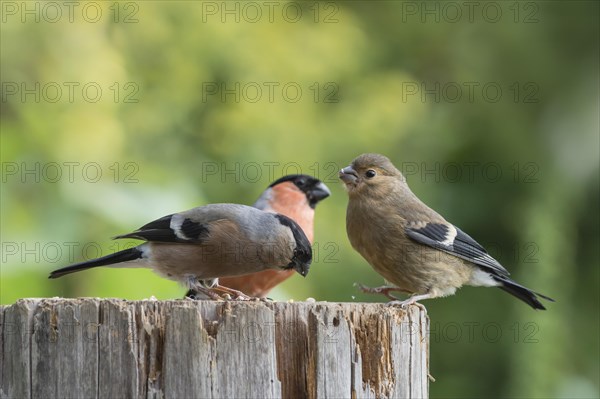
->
[365, 170, 376, 178]
[296, 179, 306, 187]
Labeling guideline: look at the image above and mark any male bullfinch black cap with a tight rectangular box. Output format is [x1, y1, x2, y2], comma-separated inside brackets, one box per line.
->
[270, 174, 331, 208]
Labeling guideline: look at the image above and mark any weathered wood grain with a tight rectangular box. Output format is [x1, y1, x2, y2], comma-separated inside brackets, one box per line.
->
[31, 299, 99, 399]
[1, 300, 36, 399]
[0, 299, 429, 398]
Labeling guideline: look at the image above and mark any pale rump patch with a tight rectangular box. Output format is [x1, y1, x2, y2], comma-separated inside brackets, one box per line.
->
[468, 269, 500, 287]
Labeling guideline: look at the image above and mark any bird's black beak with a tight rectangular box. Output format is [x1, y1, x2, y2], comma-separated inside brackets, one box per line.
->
[293, 260, 310, 277]
[312, 182, 331, 200]
[339, 166, 359, 184]
[308, 181, 331, 207]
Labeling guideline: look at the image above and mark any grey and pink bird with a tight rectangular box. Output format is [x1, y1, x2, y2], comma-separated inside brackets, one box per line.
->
[49, 203, 312, 299]
[219, 174, 330, 297]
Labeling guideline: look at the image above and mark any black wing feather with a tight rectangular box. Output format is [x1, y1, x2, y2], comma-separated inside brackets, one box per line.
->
[139, 214, 173, 230]
[406, 222, 510, 277]
[114, 214, 208, 243]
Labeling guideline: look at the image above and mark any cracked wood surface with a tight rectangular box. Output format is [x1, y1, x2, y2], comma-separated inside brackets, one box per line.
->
[0, 299, 429, 398]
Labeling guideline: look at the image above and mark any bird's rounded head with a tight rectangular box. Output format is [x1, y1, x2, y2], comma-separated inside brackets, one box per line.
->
[268, 174, 331, 209]
[339, 153, 404, 196]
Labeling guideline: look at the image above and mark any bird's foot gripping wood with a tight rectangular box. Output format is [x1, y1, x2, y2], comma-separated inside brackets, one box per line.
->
[386, 293, 432, 312]
[185, 285, 254, 301]
[355, 283, 408, 301]
[211, 285, 254, 301]
[185, 288, 222, 301]
[356, 283, 429, 311]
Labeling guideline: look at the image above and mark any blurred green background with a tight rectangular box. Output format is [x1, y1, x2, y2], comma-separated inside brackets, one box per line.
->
[1, 1, 598, 398]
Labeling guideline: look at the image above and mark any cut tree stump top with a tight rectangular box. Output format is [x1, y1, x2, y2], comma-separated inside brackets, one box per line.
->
[0, 299, 429, 399]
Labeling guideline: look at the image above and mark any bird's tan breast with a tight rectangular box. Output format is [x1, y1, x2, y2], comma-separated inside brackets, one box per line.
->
[347, 198, 473, 293]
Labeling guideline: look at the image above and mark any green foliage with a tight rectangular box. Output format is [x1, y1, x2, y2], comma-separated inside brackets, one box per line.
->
[1, 2, 598, 398]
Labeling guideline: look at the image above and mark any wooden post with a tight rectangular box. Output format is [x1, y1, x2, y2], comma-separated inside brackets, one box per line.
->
[0, 299, 429, 398]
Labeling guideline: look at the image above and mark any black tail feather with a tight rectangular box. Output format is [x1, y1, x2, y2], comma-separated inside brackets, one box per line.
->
[494, 276, 554, 310]
[49, 247, 144, 279]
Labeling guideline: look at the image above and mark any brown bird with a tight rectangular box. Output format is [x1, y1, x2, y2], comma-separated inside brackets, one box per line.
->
[217, 175, 331, 297]
[49, 204, 312, 299]
[339, 153, 553, 310]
